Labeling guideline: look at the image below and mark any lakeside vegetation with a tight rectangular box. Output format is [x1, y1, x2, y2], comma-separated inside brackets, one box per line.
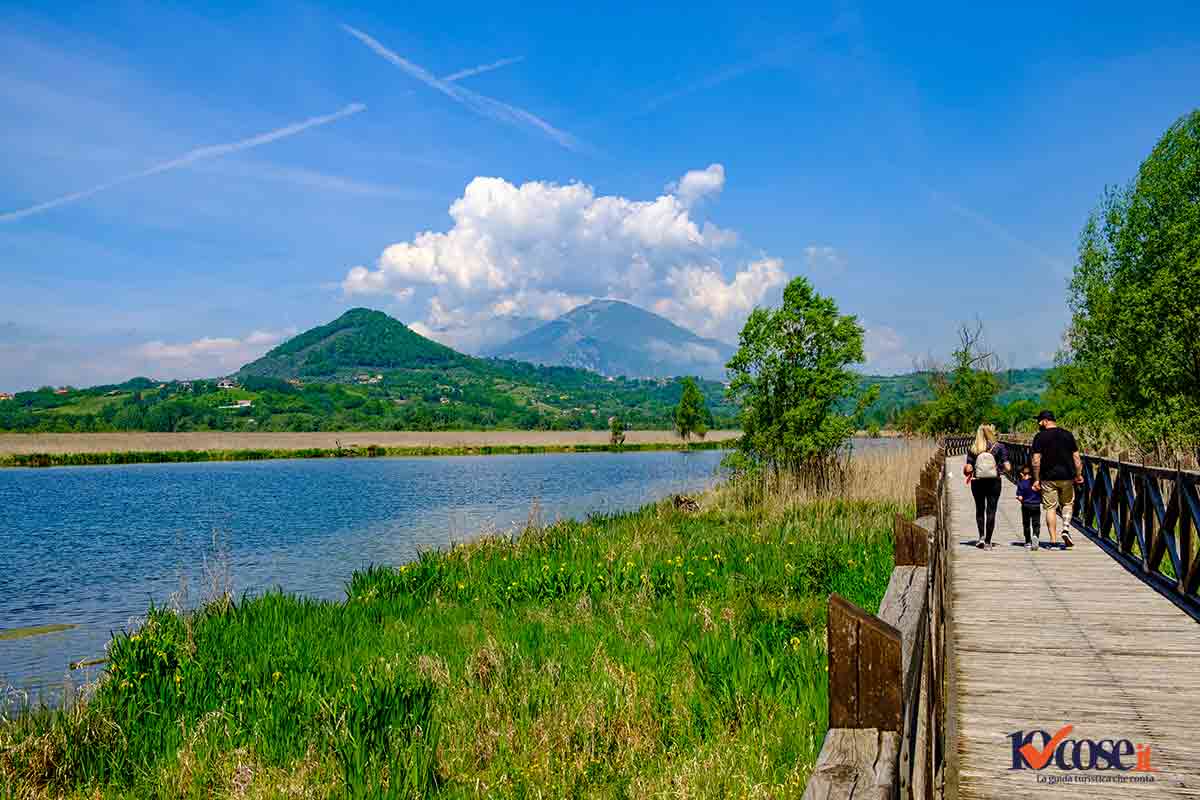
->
[0, 438, 730, 469]
[0, 442, 930, 798]
[0, 274, 928, 798]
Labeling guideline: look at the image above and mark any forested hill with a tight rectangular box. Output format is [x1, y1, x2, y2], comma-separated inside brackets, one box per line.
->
[0, 309, 737, 433]
[0, 306, 1052, 434]
[239, 308, 466, 378]
[855, 368, 1051, 427]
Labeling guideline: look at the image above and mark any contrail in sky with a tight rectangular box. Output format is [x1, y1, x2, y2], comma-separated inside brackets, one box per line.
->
[924, 186, 1066, 272]
[0, 103, 367, 223]
[341, 24, 579, 151]
[442, 56, 525, 82]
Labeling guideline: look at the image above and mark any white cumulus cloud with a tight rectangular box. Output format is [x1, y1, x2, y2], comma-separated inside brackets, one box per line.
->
[133, 327, 297, 377]
[341, 165, 788, 350]
[667, 163, 725, 208]
[655, 258, 788, 337]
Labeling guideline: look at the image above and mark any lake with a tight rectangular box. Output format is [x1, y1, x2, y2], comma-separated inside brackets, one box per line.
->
[0, 449, 724, 705]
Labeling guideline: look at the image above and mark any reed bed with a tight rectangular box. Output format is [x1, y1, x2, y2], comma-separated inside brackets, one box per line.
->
[0, 440, 731, 469]
[0, 444, 926, 799]
[710, 438, 938, 516]
[0, 431, 742, 457]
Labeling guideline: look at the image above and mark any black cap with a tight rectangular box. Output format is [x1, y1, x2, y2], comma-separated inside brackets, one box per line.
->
[1036, 410, 1055, 422]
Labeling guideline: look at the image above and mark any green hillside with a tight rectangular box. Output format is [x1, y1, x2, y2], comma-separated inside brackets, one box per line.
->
[855, 367, 1050, 427]
[240, 308, 466, 379]
[0, 306, 1053, 435]
[0, 310, 737, 434]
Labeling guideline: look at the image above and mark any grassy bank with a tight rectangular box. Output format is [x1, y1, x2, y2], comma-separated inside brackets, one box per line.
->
[0, 440, 729, 469]
[0, 444, 932, 798]
[0, 430, 742, 456]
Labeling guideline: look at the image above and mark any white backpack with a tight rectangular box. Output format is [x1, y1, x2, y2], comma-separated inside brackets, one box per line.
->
[974, 447, 999, 479]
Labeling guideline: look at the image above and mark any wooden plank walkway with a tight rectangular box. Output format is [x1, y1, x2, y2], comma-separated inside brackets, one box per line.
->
[946, 455, 1200, 798]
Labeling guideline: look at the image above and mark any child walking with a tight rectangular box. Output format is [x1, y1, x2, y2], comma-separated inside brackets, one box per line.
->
[1015, 465, 1042, 550]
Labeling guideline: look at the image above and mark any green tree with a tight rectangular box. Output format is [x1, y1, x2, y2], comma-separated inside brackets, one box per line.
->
[918, 322, 1001, 434]
[1067, 109, 1200, 453]
[997, 398, 1039, 434]
[609, 416, 626, 447]
[1039, 360, 1116, 442]
[674, 378, 708, 441]
[725, 276, 869, 478]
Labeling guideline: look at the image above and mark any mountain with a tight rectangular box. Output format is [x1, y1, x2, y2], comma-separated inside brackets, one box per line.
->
[239, 308, 467, 379]
[486, 299, 734, 380]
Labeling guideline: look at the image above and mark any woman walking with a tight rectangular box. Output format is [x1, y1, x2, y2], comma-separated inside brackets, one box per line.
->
[964, 424, 1011, 549]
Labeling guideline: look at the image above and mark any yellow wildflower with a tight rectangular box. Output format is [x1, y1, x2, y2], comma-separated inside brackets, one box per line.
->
[272, 671, 282, 682]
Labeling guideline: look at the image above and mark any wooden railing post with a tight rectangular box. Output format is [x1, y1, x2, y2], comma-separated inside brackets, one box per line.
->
[803, 438, 964, 800]
[894, 515, 929, 567]
[828, 594, 904, 732]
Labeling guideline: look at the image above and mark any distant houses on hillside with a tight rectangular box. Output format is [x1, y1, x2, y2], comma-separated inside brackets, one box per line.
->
[0, 392, 13, 401]
[218, 399, 253, 410]
[217, 378, 238, 390]
[355, 373, 384, 385]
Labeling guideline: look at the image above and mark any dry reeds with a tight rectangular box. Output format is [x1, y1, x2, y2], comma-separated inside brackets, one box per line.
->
[709, 438, 938, 517]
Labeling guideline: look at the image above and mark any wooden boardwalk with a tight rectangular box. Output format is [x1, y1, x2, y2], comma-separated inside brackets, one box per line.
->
[946, 455, 1200, 798]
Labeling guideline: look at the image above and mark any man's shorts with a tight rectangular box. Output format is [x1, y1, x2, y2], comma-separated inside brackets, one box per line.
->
[1041, 479, 1075, 511]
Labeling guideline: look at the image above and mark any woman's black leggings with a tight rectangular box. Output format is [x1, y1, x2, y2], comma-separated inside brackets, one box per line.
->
[971, 478, 1002, 543]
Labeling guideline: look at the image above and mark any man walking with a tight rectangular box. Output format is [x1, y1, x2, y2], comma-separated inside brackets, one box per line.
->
[1031, 410, 1084, 549]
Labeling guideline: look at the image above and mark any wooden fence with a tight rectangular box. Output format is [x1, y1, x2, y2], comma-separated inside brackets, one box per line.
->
[1002, 439, 1200, 621]
[803, 433, 1200, 798]
[804, 436, 969, 800]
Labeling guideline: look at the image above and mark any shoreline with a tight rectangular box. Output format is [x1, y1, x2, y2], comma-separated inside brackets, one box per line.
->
[0, 430, 738, 468]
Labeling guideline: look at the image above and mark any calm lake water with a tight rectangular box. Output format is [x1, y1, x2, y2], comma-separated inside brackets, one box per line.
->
[0, 450, 724, 704]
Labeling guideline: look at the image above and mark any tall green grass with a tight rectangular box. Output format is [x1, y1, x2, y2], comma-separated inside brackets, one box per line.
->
[1, 491, 904, 798]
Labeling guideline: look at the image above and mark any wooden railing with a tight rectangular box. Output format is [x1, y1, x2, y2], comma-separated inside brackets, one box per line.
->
[1003, 440, 1200, 621]
[804, 440, 958, 800]
[804, 433, 1200, 798]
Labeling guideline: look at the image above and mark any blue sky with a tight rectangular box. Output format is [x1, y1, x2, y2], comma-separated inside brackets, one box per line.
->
[1, 0, 1198, 390]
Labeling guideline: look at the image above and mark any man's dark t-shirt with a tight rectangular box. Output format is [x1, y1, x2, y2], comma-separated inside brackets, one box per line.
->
[1031, 427, 1079, 480]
